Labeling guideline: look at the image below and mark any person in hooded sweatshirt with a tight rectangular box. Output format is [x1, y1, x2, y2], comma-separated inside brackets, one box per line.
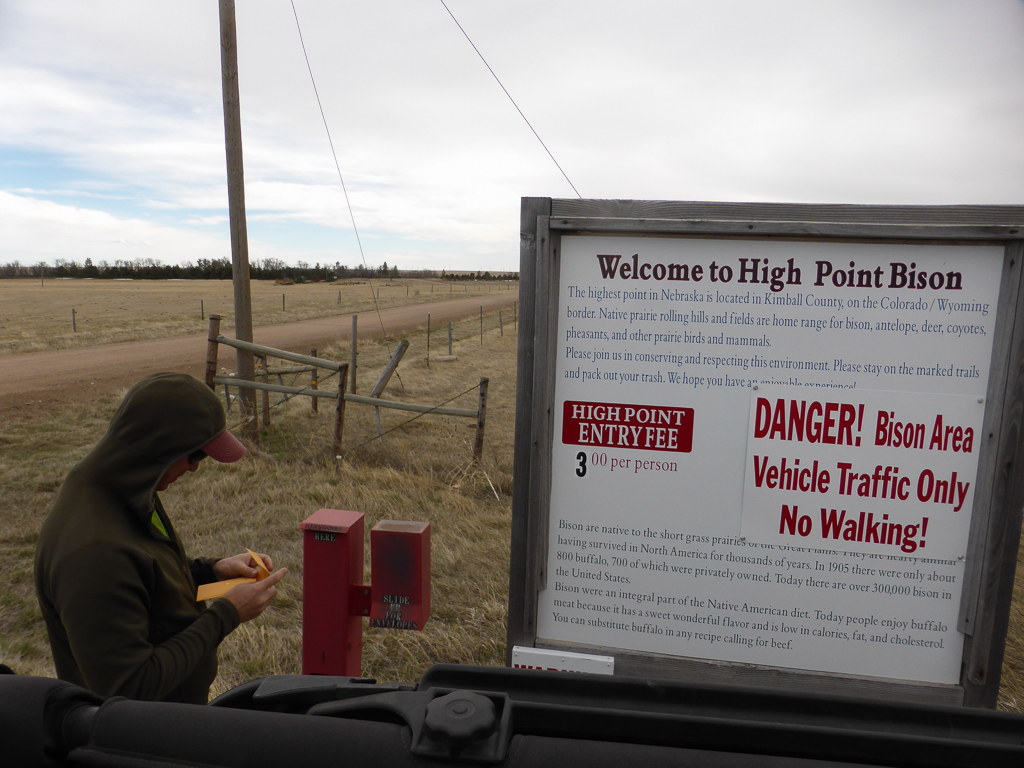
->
[34, 372, 288, 704]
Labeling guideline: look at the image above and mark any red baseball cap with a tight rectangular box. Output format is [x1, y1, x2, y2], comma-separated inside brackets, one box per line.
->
[201, 430, 247, 463]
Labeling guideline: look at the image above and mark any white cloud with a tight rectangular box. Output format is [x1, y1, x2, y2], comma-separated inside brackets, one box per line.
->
[1, 0, 1023, 271]
[0, 191, 229, 265]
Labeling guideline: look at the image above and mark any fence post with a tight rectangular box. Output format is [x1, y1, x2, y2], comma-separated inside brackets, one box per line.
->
[350, 314, 358, 394]
[499, 311, 504, 337]
[334, 363, 349, 456]
[370, 339, 410, 440]
[259, 355, 270, 427]
[448, 322, 453, 356]
[427, 313, 430, 367]
[201, 299, 205, 320]
[473, 378, 489, 462]
[205, 315, 222, 390]
[480, 305, 483, 344]
[311, 348, 319, 413]
[72, 308, 76, 333]
[370, 339, 410, 399]
[282, 293, 286, 311]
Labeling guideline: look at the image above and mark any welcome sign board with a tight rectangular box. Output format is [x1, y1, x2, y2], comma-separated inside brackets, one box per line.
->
[508, 199, 1024, 707]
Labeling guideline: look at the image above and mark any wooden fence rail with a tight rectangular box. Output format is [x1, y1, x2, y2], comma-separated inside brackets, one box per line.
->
[211, 376, 477, 418]
[205, 315, 487, 459]
[215, 335, 342, 371]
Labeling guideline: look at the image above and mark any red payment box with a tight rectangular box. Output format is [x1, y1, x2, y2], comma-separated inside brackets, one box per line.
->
[370, 520, 431, 631]
[300, 510, 430, 677]
[300, 509, 365, 676]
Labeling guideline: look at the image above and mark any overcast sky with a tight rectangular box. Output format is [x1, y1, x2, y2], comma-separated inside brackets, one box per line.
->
[2, 0, 1023, 273]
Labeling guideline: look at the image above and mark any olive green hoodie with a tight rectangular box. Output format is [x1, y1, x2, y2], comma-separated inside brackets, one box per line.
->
[35, 373, 240, 703]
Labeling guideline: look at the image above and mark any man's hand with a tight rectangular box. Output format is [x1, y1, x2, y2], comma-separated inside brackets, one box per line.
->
[213, 551, 275, 581]
[223, 568, 289, 623]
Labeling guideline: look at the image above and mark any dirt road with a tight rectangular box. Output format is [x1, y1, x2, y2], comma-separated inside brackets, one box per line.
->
[0, 293, 518, 421]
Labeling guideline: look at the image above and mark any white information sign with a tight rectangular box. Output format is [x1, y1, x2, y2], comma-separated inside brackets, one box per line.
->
[537, 235, 1002, 684]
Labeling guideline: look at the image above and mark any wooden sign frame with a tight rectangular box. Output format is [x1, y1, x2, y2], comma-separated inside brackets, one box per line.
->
[508, 198, 1024, 707]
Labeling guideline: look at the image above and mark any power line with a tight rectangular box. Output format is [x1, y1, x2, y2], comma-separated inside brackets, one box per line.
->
[288, 1, 364, 274]
[288, 0, 399, 370]
[438, 0, 582, 198]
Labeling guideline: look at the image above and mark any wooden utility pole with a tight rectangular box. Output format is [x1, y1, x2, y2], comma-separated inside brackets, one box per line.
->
[218, 0, 257, 438]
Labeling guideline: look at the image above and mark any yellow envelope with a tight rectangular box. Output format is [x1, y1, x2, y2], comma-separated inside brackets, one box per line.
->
[196, 577, 255, 601]
[246, 549, 271, 581]
[196, 549, 271, 601]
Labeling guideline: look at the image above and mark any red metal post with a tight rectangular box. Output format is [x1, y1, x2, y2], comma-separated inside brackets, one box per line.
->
[300, 508, 366, 676]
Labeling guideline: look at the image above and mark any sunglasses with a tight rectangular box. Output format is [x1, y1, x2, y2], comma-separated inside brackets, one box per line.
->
[187, 449, 208, 465]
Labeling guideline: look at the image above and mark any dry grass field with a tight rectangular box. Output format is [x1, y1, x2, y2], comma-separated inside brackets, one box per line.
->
[0, 278, 1022, 711]
[0, 277, 515, 355]
[0, 298, 516, 693]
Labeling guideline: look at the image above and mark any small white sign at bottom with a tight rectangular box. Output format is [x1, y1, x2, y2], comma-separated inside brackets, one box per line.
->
[512, 646, 615, 675]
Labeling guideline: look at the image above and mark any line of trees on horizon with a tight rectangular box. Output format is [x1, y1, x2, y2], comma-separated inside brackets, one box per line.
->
[0, 258, 518, 283]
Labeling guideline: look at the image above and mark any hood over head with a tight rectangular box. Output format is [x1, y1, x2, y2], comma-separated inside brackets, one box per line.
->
[73, 373, 241, 521]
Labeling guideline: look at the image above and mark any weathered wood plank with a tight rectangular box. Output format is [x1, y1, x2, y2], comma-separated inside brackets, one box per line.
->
[205, 315, 222, 389]
[537, 638, 964, 705]
[547, 201, 1024, 240]
[549, 217, 1022, 240]
[962, 240, 1024, 707]
[215, 335, 342, 371]
[473, 378, 489, 462]
[210, 376, 476, 417]
[344, 393, 475, 418]
[213, 376, 336, 398]
[334, 363, 348, 455]
[959, 246, 1021, 636]
[549, 199, 1024, 227]
[529, 220, 559, 597]
[370, 339, 410, 398]
[507, 197, 551, 663]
